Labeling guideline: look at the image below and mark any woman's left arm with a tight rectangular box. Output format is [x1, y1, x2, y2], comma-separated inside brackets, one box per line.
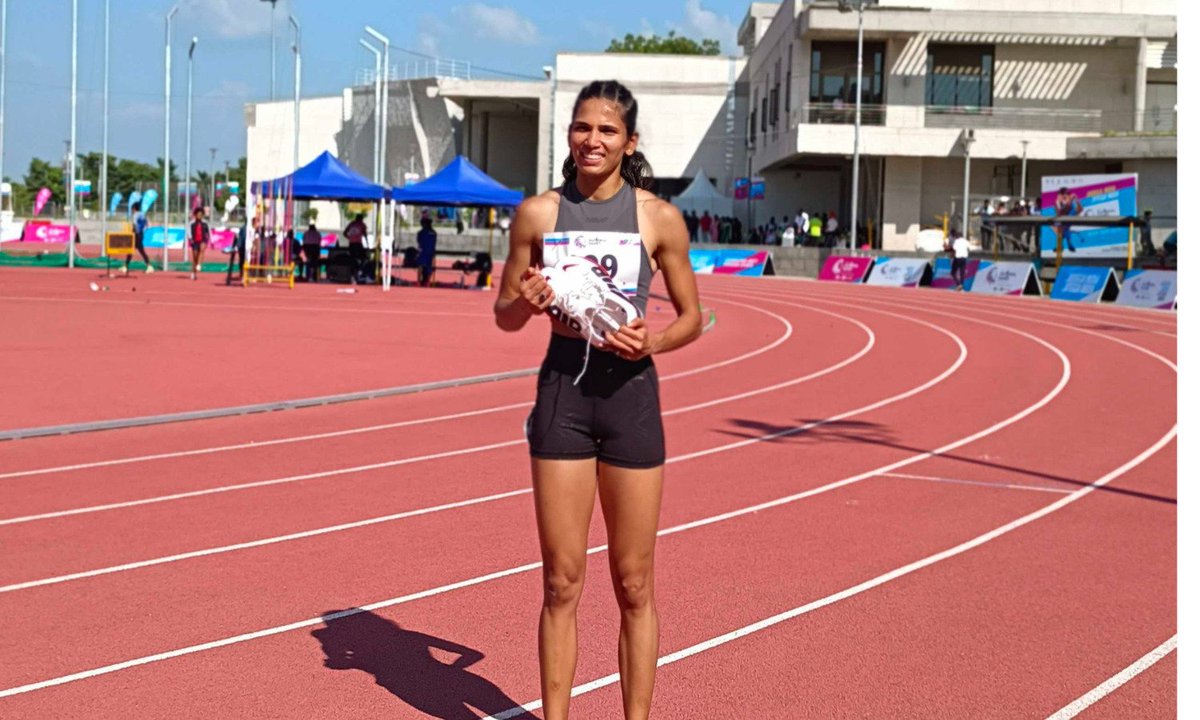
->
[606, 200, 702, 360]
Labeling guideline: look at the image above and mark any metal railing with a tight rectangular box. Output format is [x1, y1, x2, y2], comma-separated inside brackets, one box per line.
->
[796, 102, 887, 127]
[355, 58, 474, 85]
[925, 105, 1103, 132]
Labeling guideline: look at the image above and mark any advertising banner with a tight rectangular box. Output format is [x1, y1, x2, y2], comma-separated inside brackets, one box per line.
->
[732, 177, 765, 200]
[818, 255, 873, 283]
[1049, 265, 1121, 303]
[865, 257, 931, 287]
[1115, 269, 1177, 310]
[689, 249, 774, 276]
[20, 223, 74, 243]
[970, 261, 1043, 296]
[931, 257, 980, 290]
[1039, 173, 1137, 258]
[142, 227, 186, 248]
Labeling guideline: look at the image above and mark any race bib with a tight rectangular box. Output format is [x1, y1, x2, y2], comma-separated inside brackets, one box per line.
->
[542, 231, 643, 297]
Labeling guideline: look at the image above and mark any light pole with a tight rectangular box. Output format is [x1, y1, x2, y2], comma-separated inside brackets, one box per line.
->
[184, 36, 197, 256]
[100, 0, 109, 255]
[68, 0, 77, 268]
[208, 147, 217, 212]
[1019, 139, 1030, 202]
[289, 15, 301, 201]
[359, 39, 382, 184]
[839, 0, 868, 249]
[0, 0, 8, 242]
[260, 0, 278, 101]
[163, 3, 181, 271]
[365, 27, 389, 185]
[961, 128, 975, 240]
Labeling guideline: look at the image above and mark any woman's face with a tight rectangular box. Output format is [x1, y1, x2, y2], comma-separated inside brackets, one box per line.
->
[568, 98, 637, 180]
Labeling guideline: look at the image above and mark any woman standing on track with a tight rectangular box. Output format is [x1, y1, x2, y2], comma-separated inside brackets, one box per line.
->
[494, 80, 702, 719]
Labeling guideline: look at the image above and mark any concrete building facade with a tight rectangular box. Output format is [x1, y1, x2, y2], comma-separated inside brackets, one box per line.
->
[244, 0, 1175, 245]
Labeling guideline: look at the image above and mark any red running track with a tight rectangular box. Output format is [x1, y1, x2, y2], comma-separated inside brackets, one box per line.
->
[0, 267, 1175, 718]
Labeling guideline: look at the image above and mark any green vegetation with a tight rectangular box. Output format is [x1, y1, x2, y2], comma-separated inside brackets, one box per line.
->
[606, 30, 720, 56]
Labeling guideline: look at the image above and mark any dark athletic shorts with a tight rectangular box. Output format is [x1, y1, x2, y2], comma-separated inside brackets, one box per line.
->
[526, 334, 665, 469]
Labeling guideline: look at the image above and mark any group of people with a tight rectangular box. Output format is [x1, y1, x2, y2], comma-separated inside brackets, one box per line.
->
[119, 203, 212, 280]
[681, 210, 742, 244]
[756, 210, 845, 248]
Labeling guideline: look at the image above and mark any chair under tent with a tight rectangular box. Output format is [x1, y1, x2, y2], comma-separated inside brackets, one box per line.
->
[249, 151, 388, 287]
[383, 155, 523, 291]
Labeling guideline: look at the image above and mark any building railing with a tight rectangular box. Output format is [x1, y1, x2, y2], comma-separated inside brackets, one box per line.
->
[796, 102, 887, 127]
[925, 105, 1103, 132]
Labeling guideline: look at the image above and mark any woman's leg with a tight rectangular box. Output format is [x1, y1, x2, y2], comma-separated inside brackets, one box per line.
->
[598, 462, 664, 720]
[532, 457, 598, 720]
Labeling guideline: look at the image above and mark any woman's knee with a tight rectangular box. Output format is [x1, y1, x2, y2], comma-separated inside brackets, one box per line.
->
[542, 561, 585, 611]
[612, 564, 654, 613]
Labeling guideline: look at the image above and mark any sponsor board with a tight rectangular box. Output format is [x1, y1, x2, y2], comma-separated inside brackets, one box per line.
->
[142, 227, 186, 249]
[1049, 265, 1120, 303]
[970, 261, 1043, 296]
[690, 249, 775, 276]
[1116, 269, 1177, 310]
[1039, 173, 1137, 258]
[818, 255, 873, 283]
[865, 257, 931, 287]
[931, 257, 980, 291]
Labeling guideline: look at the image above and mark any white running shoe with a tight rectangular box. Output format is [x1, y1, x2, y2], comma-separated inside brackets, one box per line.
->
[542, 257, 640, 349]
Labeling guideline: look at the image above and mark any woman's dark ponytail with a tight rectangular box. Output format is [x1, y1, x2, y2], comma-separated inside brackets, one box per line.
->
[562, 80, 654, 191]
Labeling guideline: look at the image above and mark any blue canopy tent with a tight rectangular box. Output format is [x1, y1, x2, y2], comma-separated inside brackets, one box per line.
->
[251, 150, 386, 201]
[386, 156, 523, 289]
[390, 155, 523, 207]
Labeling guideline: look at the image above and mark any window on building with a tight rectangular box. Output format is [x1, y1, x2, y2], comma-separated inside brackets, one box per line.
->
[809, 41, 885, 105]
[761, 95, 768, 132]
[785, 45, 793, 113]
[925, 44, 994, 107]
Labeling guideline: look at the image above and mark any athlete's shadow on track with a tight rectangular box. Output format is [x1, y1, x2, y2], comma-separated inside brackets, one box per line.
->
[721, 418, 1176, 505]
[313, 608, 536, 719]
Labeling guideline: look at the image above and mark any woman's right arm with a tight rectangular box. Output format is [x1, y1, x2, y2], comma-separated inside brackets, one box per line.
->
[494, 194, 556, 332]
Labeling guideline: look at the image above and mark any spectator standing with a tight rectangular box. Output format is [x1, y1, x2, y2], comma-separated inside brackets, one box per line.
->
[946, 228, 970, 291]
[343, 212, 368, 282]
[699, 211, 712, 243]
[188, 207, 211, 281]
[303, 222, 323, 282]
[417, 216, 438, 287]
[809, 213, 823, 245]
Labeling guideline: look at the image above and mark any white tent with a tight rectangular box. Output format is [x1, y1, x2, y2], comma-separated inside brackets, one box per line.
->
[671, 169, 734, 218]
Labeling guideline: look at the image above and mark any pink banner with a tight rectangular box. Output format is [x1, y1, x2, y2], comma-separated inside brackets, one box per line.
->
[818, 255, 873, 283]
[21, 223, 74, 243]
[210, 229, 235, 252]
[33, 188, 52, 216]
[322, 233, 338, 248]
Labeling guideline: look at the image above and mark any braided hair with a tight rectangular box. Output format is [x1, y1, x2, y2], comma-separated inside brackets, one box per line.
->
[561, 80, 654, 191]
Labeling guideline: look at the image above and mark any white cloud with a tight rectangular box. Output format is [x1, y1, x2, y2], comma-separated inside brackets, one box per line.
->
[679, 0, 739, 55]
[179, 0, 280, 40]
[452, 4, 541, 46]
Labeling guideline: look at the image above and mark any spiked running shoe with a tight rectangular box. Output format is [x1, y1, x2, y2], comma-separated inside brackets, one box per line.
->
[542, 257, 641, 349]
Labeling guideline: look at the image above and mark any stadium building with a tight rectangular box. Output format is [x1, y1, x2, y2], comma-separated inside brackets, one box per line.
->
[244, 0, 1176, 249]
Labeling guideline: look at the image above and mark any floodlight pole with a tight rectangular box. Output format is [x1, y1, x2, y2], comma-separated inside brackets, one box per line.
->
[359, 40, 382, 184]
[365, 27, 389, 186]
[68, 0, 77, 268]
[163, 4, 180, 271]
[100, 0, 109, 254]
[184, 36, 197, 258]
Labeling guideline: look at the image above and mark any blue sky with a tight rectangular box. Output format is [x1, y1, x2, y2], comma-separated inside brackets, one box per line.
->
[1, 0, 750, 182]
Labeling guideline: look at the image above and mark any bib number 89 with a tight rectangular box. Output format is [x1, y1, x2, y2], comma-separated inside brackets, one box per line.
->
[585, 254, 619, 279]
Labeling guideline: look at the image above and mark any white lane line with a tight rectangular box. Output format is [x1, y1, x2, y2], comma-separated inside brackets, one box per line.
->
[2, 307, 1021, 697]
[0, 303, 873, 583]
[0, 295, 495, 317]
[487, 428, 1176, 720]
[0, 297, 791, 480]
[0, 302, 814, 524]
[0, 489, 531, 594]
[0, 440, 528, 527]
[879, 472, 1075, 494]
[1045, 635, 1178, 719]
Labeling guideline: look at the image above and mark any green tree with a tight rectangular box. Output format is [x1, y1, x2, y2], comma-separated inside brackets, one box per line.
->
[606, 30, 720, 56]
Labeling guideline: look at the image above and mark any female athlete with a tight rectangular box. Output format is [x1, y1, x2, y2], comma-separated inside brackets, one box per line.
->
[494, 79, 702, 719]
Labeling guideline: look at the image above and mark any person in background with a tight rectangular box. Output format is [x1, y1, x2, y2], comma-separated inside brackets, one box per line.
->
[188, 207, 211, 281]
[824, 212, 839, 246]
[123, 201, 154, 275]
[226, 215, 255, 285]
[808, 212, 823, 245]
[303, 222, 323, 282]
[499, 211, 512, 237]
[417, 215, 438, 287]
[946, 228, 970, 291]
[699, 211, 712, 243]
[344, 212, 368, 283]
